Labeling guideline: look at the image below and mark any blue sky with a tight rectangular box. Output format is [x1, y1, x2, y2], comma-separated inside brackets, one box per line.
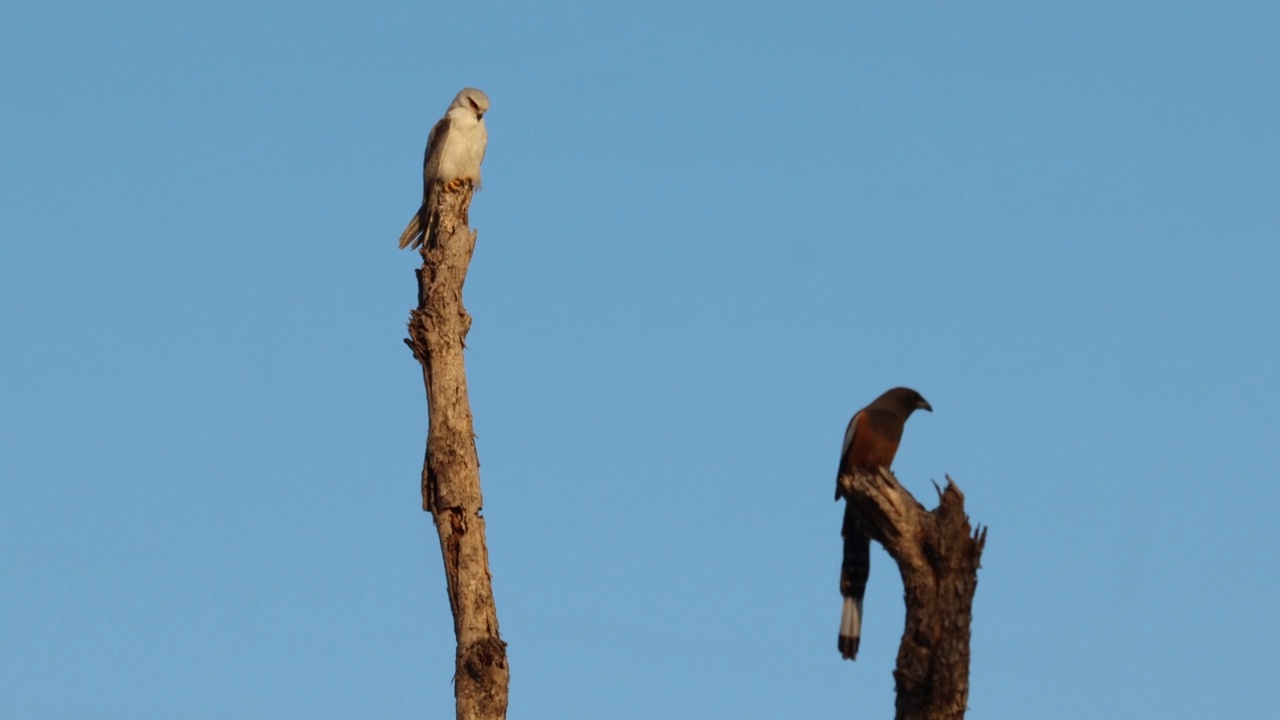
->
[3, 2, 1278, 717]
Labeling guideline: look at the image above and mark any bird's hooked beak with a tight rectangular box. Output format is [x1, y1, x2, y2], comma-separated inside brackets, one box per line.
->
[917, 398, 933, 413]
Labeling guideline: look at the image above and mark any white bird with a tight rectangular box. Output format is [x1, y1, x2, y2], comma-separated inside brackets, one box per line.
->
[398, 87, 490, 250]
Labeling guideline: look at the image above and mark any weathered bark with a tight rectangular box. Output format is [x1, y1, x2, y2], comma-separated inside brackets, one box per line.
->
[837, 468, 986, 720]
[405, 184, 509, 720]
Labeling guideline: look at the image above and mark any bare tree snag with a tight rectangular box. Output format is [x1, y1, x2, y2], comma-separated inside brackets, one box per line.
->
[405, 184, 509, 720]
[837, 468, 986, 720]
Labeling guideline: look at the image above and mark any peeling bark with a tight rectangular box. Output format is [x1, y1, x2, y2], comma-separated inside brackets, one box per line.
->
[405, 184, 509, 720]
[837, 468, 986, 720]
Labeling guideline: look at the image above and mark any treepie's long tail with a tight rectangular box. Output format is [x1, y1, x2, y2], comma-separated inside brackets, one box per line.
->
[839, 501, 871, 660]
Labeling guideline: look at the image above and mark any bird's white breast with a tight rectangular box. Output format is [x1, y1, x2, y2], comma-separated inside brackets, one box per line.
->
[437, 108, 488, 185]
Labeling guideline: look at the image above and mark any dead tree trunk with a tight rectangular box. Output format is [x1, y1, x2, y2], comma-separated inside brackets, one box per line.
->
[837, 468, 986, 720]
[405, 185, 509, 720]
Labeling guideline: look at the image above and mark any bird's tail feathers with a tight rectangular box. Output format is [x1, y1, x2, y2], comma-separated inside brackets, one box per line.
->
[838, 596, 863, 661]
[398, 211, 423, 250]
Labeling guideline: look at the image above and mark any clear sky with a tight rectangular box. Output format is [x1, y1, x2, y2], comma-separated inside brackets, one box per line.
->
[3, 2, 1278, 718]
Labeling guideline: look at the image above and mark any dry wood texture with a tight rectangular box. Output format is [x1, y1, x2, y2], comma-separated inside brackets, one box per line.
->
[405, 185, 509, 720]
[837, 468, 986, 720]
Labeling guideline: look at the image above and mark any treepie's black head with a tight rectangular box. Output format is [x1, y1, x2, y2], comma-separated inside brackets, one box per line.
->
[872, 387, 932, 419]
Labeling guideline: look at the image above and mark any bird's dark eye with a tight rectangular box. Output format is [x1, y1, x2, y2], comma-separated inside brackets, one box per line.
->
[468, 98, 480, 111]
